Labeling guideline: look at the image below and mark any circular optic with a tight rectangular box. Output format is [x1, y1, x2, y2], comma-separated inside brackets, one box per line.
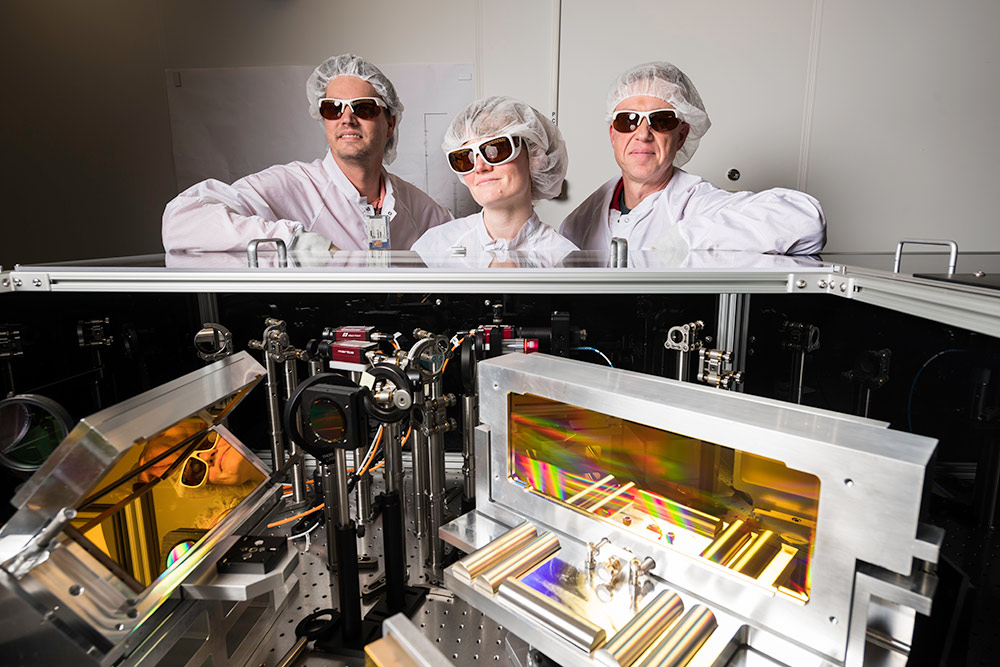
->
[308, 398, 347, 443]
[0, 395, 73, 472]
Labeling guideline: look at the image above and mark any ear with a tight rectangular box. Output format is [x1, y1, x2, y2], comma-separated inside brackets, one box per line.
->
[677, 122, 690, 149]
[609, 123, 615, 143]
[386, 113, 397, 141]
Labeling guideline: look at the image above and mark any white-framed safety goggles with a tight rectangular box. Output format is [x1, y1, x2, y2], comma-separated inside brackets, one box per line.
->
[445, 134, 523, 175]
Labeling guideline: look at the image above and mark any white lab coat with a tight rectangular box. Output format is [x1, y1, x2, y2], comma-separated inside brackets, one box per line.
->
[559, 169, 826, 255]
[162, 151, 452, 252]
[412, 212, 578, 268]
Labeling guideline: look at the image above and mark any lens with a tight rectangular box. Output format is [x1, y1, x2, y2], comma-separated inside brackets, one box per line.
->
[181, 457, 208, 486]
[0, 396, 72, 472]
[448, 148, 476, 174]
[309, 398, 347, 443]
[194, 432, 217, 451]
[319, 99, 345, 120]
[0, 403, 31, 452]
[612, 112, 641, 133]
[612, 110, 681, 133]
[648, 110, 681, 132]
[480, 136, 514, 164]
[350, 100, 383, 120]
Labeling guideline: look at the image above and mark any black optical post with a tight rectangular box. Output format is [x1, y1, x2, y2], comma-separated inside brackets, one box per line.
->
[283, 373, 365, 649]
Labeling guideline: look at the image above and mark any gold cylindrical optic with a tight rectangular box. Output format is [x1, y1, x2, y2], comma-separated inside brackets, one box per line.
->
[594, 589, 684, 667]
[453, 521, 538, 582]
[730, 530, 781, 578]
[473, 532, 560, 594]
[497, 579, 607, 652]
[634, 605, 718, 667]
[700, 519, 751, 565]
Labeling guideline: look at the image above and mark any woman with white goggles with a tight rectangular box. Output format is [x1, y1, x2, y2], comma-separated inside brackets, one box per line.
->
[411, 97, 577, 267]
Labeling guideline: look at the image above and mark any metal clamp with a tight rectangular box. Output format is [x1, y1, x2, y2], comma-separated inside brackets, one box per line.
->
[246, 238, 288, 268]
[610, 237, 628, 268]
[893, 239, 958, 275]
[193, 323, 234, 362]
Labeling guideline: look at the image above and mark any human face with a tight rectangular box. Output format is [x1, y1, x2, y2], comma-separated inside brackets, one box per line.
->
[610, 96, 689, 188]
[461, 138, 531, 210]
[323, 76, 395, 165]
[180, 432, 258, 487]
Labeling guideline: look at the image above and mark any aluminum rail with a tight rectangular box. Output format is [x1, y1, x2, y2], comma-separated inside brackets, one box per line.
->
[5, 267, 826, 295]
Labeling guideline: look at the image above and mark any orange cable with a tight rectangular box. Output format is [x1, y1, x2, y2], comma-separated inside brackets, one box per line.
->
[267, 503, 324, 528]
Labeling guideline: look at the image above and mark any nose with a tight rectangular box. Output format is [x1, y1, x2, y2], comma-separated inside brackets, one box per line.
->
[473, 154, 492, 173]
[340, 105, 359, 124]
[634, 118, 654, 139]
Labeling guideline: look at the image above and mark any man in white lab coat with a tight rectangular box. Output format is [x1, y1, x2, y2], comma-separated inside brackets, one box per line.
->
[162, 54, 452, 254]
[560, 62, 825, 257]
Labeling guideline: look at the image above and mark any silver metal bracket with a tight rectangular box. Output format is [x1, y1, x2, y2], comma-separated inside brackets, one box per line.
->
[788, 272, 857, 297]
[610, 237, 628, 267]
[5, 271, 51, 292]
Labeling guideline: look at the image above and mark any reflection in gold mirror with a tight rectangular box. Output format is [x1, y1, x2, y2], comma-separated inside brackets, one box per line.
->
[70, 419, 266, 590]
[508, 394, 819, 601]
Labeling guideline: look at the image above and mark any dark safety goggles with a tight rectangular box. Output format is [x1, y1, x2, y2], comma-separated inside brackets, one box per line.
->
[318, 96, 387, 121]
[446, 135, 523, 174]
[611, 108, 684, 134]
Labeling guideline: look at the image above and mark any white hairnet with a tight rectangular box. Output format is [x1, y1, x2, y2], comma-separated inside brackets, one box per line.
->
[442, 96, 568, 201]
[606, 62, 711, 167]
[306, 54, 404, 164]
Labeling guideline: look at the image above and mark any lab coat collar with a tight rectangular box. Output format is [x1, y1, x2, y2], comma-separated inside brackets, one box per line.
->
[476, 211, 542, 254]
[321, 151, 396, 218]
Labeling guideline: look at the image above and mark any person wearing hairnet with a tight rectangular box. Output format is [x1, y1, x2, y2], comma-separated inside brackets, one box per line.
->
[162, 54, 451, 254]
[412, 97, 577, 267]
[560, 62, 825, 256]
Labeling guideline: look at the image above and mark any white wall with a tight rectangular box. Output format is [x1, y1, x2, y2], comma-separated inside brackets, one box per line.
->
[4, 0, 998, 267]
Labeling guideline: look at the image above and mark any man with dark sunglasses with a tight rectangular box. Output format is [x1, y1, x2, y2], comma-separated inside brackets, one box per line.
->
[560, 62, 825, 258]
[162, 54, 451, 254]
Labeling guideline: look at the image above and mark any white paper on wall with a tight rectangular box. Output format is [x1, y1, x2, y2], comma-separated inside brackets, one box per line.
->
[165, 63, 477, 217]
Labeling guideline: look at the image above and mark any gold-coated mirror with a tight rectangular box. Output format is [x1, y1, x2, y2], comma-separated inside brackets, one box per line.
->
[508, 393, 819, 601]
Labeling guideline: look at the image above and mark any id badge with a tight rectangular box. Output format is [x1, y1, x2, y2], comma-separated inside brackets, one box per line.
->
[365, 214, 390, 250]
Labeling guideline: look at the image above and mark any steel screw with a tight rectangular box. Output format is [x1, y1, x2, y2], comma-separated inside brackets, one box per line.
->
[1, 278, 8, 287]
[32, 278, 42, 287]
[13, 278, 22, 287]
[974, 271, 986, 277]
[818, 279, 828, 288]
[796, 280, 807, 289]
[840, 282, 847, 292]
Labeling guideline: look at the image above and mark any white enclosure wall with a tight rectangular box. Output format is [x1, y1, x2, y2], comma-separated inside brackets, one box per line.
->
[3, 0, 998, 267]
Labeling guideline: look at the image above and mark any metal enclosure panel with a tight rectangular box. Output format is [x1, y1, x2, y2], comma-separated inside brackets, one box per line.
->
[0, 351, 266, 563]
[475, 353, 936, 662]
